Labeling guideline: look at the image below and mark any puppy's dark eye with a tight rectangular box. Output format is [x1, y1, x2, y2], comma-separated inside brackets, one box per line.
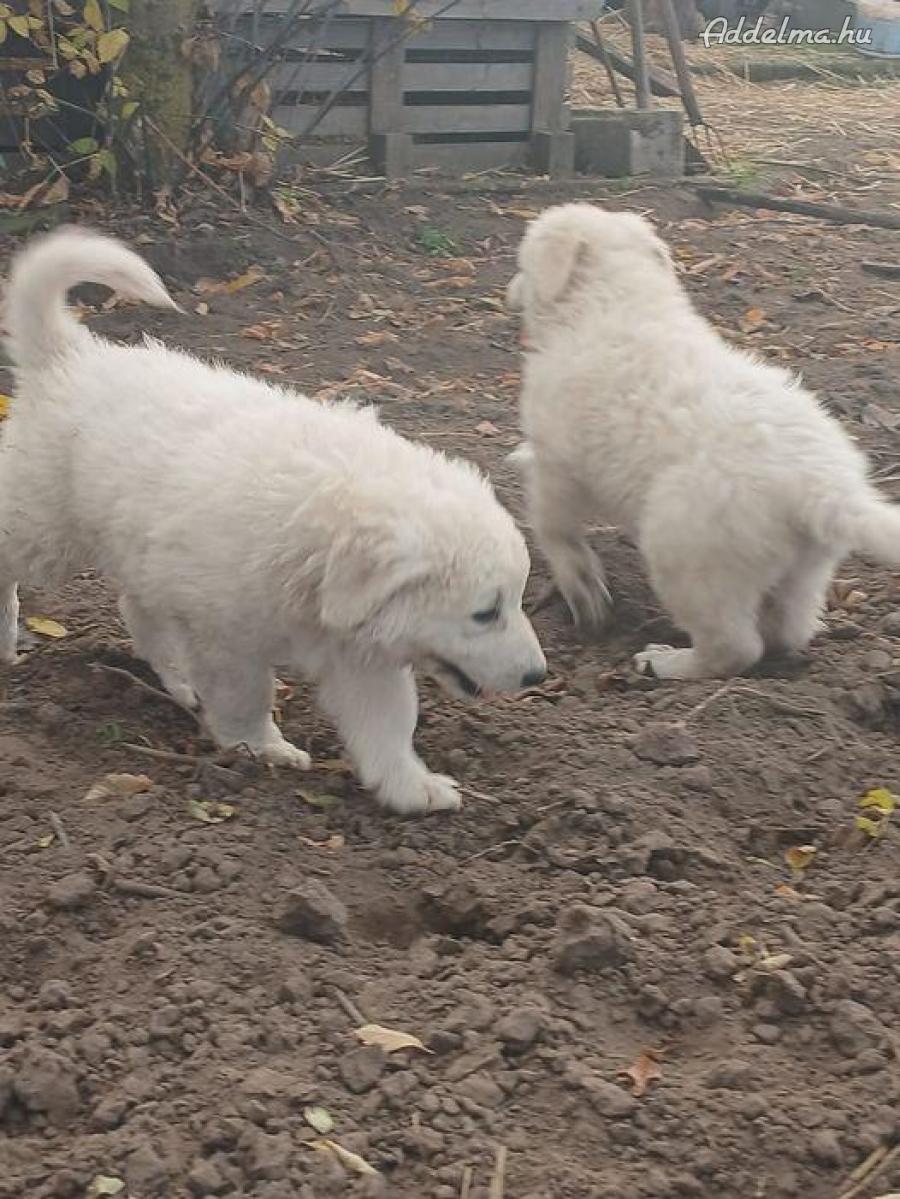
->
[472, 606, 500, 625]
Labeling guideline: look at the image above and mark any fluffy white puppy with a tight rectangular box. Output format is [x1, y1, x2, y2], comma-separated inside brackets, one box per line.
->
[0, 228, 546, 813]
[507, 202, 900, 680]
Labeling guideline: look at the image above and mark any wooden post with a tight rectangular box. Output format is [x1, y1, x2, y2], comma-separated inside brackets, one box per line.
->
[658, 0, 704, 126]
[530, 21, 574, 176]
[368, 16, 412, 179]
[627, 0, 652, 110]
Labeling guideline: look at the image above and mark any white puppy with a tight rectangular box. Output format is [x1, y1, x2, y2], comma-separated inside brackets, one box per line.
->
[507, 202, 900, 680]
[1, 228, 546, 813]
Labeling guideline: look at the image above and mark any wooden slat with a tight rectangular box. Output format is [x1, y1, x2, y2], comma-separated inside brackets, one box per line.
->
[273, 102, 367, 137]
[224, 1, 606, 18]
[531, 22, 570, 133]
[404, 103, 530, 134]
[405, 19, 534, 51]
[409, 139, 529, 171]
[270, 59, 367, 95]
[235, 15, 372, 51]
[403, 60, 532, 90]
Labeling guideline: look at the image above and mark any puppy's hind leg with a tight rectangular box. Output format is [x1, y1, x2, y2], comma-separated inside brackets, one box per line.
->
[760, 542, 839, 656]
[527, 463, 611, 632]
[119, 595, 197, 710]
[317, 652, 460, 815]
[186, 645, 311, 770]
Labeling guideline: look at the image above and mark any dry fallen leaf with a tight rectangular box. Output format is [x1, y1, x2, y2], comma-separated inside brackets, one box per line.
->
[785, 844, 817, 872]
[355, 330, 400, 347]
[86, 1178, 125, 1199]
[774, 884, 803, 902]
[195, 265, 265, 295]
[84, 773, 153, 803]
[36, 833, 55, 849]
[354, 1023, 431, 1055]
[188, 799, 236, 824]
[620, 1048, 664, 1098]
[241, 321, 282, 341]
[25, 616, 68, 639]
[303, 1106, 334, 1135]
[756, 952, 794, 972]
[475, 420, 501, 437]
[0, 394, 11, 418]
[739, 307, 768, 334]
[311, 1139, 379, 1178]
[297, 833, 345, 851]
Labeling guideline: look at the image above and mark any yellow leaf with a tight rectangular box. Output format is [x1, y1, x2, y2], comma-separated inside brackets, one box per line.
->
[84, 773, 153, 802]
[188, 799, 236, 824]
[856, 814, 887, 839]
[0, 393, 10, 417]
[311, 1140, 379, 1178]
[859, 788, 896, 814]
[83, 0, 103, 31]
[8, 14, 31, 36]
[303, 1106, 334, 1135]
[86, 1178, 125, 1199]
[25, 616, 68, 639]
[97, 27, 129, 63]
[757, 952, 794, 972]
[195, 266, 265, 295]
[354, 1023, 431, 1055]
[785, 844, 817, 872]
[36, 833, 55, 849]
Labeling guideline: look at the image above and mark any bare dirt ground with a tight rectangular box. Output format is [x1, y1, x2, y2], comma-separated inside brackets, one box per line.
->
[2, 60, 900, 1199]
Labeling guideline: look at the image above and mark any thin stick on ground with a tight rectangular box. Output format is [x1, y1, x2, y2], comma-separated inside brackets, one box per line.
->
[333, 987, 368, 1026]
[836, 1141, 900, 1199]
[694, 185, 900, 231]
[48, 811, 71, 851]
[93, 662, 201, 725]
[459, 1166, 474, 1199]
[488, 1145, 508, 1199]
[119, 742, 243, 782]
[681, 680, 736, 723]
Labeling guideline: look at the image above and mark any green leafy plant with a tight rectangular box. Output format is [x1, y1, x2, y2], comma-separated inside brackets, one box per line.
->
[418, 226, 458, 257]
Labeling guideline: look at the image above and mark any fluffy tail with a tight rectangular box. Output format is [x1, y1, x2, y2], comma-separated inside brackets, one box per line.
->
[3, 225, 177, 372]
[848, 496, 900, 567]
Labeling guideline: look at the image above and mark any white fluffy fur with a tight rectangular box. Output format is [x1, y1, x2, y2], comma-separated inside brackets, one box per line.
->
[0, 227, 545, 813]
[507, 202, 900, 680]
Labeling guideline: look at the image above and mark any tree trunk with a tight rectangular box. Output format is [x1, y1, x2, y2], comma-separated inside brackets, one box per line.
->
[644, 0, 703, 36]
[122, 0, 201, 188]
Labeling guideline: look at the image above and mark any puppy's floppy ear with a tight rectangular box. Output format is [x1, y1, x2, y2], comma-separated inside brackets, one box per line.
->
[319, 526, 430, 630]
[522, 224, 584, 305]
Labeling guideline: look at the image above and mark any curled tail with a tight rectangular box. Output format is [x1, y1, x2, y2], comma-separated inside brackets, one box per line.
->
[3, 225, 177, 372]
[847, 495, 900, 568]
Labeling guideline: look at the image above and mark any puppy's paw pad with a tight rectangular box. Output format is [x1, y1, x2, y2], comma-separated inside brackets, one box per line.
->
[424, 772, 462, 814]
[257, 741, 312, 770]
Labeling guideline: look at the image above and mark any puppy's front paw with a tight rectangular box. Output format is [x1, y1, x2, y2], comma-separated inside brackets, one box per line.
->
[378, 768, 462, 816]
[634, 643, 694, 680]
[254, 738, 312, 771]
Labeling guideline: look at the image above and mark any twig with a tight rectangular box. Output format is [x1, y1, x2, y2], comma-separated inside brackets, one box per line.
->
[459, 1166, 474, 1199]
[575, 34, 681, 98]
[682, 680, 736, 722]
[731, 686, 831, 722]
[48, 811, 70, 851]
[463, 839, 522, 865]
[488, 1145, 508, 1199]
[862, 260, 900, 279]
[590, 19, 625, 108]
[694, 185, 900, 232]
[93, 662, 201, 724]
[459, 785, 502, 806]
[837, 1142, 900, 1199]
[86, 853, 185, 901]
[119, 742, 242, 782]
[333, 987, 367, 1026]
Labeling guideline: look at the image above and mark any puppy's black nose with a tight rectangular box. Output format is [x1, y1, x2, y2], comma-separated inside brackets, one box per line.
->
[520, 667, 547, 688]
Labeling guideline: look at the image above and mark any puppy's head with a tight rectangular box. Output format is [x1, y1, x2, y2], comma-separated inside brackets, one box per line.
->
[506, 203, 673, 333]
[318, 467, 546, 698]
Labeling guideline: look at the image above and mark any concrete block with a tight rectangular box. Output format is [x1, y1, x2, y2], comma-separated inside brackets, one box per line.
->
[572, 109, 684, 179]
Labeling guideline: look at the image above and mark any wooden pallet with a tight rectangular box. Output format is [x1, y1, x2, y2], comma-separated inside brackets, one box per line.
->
[214, 1, 606, 175]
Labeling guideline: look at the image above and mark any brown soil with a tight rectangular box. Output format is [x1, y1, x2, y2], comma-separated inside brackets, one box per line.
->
[2, 131, 900, 1198]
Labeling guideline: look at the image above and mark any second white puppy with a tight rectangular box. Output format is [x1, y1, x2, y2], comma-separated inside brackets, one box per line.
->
[1, 228, 546, 813]
[508, 202, 900, 680]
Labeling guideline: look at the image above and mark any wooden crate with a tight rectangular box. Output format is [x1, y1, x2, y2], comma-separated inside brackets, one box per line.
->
[213, 0, 605, 175]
